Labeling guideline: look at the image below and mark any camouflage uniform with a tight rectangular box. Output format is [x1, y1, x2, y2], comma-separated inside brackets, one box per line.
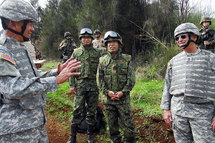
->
[161, 23, 215, 143]
[69, 43, 100, 126]
[97, 31, 137, 143]
[0, 35, 58, 142]
[92, 29, 107, 56]
[0, 0, 59, 142]
[199, 28, 215, 52]
[199, 17, 215, 52]
[58, 36, 76, 63]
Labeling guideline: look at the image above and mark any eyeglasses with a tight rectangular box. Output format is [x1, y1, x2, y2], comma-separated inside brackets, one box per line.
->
[104, 31, 120, 40]
[80, 28, 93, 35]
[175, 34, 188, 41]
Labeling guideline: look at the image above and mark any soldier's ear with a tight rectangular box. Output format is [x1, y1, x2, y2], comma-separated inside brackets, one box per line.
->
[191, 35, 198, 41]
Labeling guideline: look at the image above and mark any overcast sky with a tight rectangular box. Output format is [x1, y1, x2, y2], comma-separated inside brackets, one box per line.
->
[189, 0, 215, 17]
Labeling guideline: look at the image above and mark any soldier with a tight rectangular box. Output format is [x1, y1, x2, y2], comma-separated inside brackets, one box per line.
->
[58, 31, 77, 63]
[161, 23, 215, 143]
[0, 0, 81, 142]
[68, 28, 101, 143]
[92, 29, 105, 48]
[199, 16, 215, 52]
[92, 29, 106, 55]
[97, 31, 138, 143]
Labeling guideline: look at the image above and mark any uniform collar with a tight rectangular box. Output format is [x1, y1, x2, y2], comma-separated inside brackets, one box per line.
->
[0, 34, 26, 49]
[184, 47, 201, 56]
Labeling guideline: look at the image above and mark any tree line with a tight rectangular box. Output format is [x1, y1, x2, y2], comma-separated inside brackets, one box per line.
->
[30, 0, 214, 64]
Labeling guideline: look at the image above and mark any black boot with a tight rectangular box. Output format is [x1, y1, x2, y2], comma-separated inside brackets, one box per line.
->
[69, 125, 77, 143]
[87, 125, 95, 143]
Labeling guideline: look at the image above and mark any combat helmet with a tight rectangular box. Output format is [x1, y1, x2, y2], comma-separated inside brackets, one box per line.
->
[174, 23, 200, 49]
[94, 29, 101, 35]
[104, 31, 123, 46]
[79, 28, 94, 40]
[174, 23, 200, 37]
[0, 0, 38, 41]
[64, 32, 72, 38]
[0, 0, 38, 22]
[200, 16, 211, 25]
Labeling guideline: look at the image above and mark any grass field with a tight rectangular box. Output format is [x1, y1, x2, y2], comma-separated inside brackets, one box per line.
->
[42, 61, 164, 119]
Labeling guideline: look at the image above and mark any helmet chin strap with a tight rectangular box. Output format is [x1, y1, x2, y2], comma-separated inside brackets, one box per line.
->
[179, 34, 195, 49]
[7, 20, 30, 41]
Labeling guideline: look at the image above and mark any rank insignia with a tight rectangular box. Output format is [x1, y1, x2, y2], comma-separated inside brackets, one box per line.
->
[1, 54, 16, 65]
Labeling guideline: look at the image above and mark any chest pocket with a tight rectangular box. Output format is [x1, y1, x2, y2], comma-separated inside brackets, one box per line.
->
[89, 54, 99, 74]
[117, 63, 128, 88]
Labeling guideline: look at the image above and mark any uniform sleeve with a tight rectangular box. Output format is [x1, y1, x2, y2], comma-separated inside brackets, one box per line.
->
[38, 69, 58, 77]
[0, 60, 58, 100]
[160, 61, 173, 110]
[208, 30, 215, 46]
[122, 61, 135, 95]
[58, 40, 64, 51]
[69, 53, 77, 87]
[97, 60, 109, 96]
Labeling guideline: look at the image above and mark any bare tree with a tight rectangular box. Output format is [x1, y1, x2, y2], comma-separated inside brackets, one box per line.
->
[176, 0, 192, 23]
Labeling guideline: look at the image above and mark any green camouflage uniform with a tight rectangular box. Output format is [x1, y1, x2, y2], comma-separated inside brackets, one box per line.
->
[97, 50, 137, 143]
[58, 39, 76, 63]
[69, 44, 100, 126]
[199, 28, 215, 52]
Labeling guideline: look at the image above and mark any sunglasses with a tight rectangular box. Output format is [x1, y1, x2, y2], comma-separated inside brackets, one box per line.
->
[104, 31, 120, 40]
[175, 34, 188, 41]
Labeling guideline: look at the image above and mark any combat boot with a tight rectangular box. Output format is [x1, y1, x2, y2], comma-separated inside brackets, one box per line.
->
[69, 124, 78, 143]
[87, 125, 95, 143]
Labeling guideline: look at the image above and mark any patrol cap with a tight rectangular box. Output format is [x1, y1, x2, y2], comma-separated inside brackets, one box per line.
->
[174, 23, 200, 37]
[79, 28, 94, 40]
[200, 16, 211, 25]
[0, 0, 38, 22]
[104, 31, 123, 46]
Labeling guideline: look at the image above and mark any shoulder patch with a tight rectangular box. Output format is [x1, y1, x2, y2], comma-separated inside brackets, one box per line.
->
[1, 54, 16, 65]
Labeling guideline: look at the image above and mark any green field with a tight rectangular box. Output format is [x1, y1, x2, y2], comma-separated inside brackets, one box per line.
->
[42, 61, 164, 120]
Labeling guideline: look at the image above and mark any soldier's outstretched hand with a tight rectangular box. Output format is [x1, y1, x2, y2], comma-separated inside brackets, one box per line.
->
[57, 57, 77, 74]
[56, 60, 81, 84]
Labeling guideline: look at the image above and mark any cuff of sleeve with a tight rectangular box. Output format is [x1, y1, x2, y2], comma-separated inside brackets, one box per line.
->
[103, 89, 109, 96]
[160, 104, 170, 110]
[122, 90, 129, 96]
[50, 69, 58, 76]
[40, 76, 58, 93]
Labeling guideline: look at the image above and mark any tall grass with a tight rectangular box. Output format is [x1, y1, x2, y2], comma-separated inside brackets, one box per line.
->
[135, 43, 181, 80]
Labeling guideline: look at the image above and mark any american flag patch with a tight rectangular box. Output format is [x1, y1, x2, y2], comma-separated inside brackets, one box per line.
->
[1, 54, 16, 65]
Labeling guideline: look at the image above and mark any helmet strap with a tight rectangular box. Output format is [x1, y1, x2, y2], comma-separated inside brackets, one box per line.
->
[179, 34, 195, 49]
[7, 20, 30, 41]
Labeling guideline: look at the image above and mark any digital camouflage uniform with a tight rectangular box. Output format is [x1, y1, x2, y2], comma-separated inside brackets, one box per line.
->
[0, 0, 59, 142]
[58, 38, 76, 63]
[69, 43, 100, 127]
[93, 29, 107, 56]
[0, 35, 58, 142]
[97, 50, 137, 143]
[161, 23, 215, 143]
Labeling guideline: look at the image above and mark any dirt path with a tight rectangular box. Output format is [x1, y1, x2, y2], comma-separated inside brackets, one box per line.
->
[46, 109, 175, 143]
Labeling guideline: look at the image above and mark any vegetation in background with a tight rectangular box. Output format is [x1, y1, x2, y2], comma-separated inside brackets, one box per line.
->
[29, 0, 211, 61]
